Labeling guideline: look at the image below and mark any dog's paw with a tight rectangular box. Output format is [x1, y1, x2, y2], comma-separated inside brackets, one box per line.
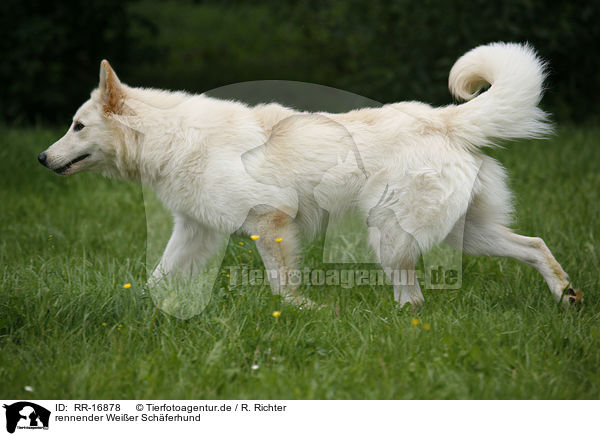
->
[399, 299, 424, 312]
[283, 294, 325, 310]
[560, 285, 584, 308]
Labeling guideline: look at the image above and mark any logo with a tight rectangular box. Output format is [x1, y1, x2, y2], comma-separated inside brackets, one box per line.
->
[3, 402, 50, 433]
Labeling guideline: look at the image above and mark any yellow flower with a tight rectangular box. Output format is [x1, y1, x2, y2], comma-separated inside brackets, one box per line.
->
[226, 274, 230, 278]
[101, 322, 107, 327]
[411, 318, 420, 326]
[275, 237, 283, 243]
[250, 235, 260, 241]
[239, 241, 244, 246]
[272, 311, 281, 319]
[123, 283, 131, 289]
[423, 323, 431, 331]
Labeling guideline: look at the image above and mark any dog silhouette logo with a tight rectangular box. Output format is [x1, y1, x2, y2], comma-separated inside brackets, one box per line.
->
[3, 402, 50, 433]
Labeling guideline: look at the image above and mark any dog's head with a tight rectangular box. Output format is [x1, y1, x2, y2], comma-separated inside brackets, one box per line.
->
[38, 60, 126, 176]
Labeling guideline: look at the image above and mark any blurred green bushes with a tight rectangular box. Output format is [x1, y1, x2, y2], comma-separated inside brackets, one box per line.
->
[1, 0, 598, 124]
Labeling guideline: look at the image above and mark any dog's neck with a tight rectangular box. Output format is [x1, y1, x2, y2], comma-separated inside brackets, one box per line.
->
[103, 89, 268, 189]
[100, 86, 196, 184]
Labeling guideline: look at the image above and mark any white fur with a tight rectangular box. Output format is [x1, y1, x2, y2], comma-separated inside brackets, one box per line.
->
[41, 42, 578, 308]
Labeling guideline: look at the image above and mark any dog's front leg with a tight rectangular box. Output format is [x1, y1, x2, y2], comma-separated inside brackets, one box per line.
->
[149, 215, 222, 285]
[249, 210, 318, 307]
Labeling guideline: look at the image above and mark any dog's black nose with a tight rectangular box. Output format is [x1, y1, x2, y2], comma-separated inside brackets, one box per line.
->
[38, 152, 47, 166]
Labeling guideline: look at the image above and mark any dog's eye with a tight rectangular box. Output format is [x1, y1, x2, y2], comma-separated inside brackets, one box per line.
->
[73, 122, 85, 132]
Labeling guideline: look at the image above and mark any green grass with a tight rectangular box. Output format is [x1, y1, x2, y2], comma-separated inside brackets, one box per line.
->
[1, 124, 599, 399]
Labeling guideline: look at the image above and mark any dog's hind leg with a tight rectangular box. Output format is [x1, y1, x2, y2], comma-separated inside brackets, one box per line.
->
[248, 209, 318, 307]
[449, 221, 580, 305]
[149, 215, 223, 284]
[365, 184, 427, 308]
[369, 224, 424, 309]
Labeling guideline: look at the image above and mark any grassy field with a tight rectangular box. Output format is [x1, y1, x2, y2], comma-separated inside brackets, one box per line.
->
[1, 124, 599, 399]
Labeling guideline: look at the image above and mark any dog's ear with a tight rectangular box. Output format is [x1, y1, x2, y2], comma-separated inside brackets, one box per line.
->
[99, 59, 124, 114]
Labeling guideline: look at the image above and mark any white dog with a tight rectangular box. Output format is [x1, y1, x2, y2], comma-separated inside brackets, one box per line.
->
[39, 42, 581, 308]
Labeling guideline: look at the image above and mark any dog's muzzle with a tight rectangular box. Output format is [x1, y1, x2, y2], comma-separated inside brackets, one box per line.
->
[38, 152, 48, 167]
[38, 152, 91, 174]
[52, 154, 91, 174]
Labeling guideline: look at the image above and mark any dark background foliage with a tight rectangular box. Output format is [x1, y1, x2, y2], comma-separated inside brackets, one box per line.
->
[1, 0, 598, 124]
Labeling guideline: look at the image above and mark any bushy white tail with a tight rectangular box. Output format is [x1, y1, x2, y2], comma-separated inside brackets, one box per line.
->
[448, 42, 552, 146]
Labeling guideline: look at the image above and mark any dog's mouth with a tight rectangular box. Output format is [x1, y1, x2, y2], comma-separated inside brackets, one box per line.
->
[53, 154, 91, 174]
